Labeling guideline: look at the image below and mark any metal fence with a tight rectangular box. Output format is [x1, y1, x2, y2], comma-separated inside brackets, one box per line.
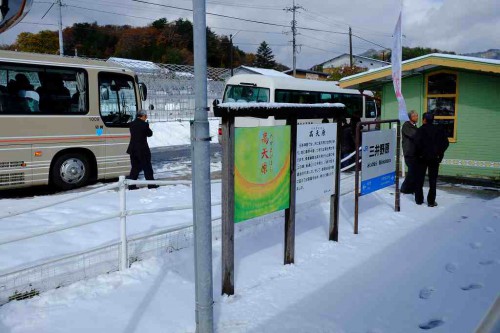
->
[0, 177, 217, 304]
[107, 58, 229, 122]
[0, 156, 358, 305]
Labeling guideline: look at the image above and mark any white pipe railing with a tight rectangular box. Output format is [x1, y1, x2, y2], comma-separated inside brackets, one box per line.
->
[0, 182, 121, 220]
[1, 153, 355, 271]
[0, 176, 222, 271]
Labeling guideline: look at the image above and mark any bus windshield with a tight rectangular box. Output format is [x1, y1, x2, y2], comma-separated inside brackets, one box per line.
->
[223, 85, 270, 103]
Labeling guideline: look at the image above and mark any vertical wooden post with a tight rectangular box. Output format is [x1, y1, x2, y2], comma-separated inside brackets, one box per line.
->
[395, 120, 401, 212]
[284, 117, 297, 265]
[221, 114, 235, 295]
[354, 122, 361, 234]
[329, 118, 341, 242]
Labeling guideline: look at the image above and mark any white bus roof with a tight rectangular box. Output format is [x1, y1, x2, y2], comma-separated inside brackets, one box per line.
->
[0, 50, 133, 73]
[226, 74, 371, 95]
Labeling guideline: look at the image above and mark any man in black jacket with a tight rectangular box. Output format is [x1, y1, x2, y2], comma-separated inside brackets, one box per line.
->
[400, 110, 419, 194]
[414, 113, 449, 207]
[126, 110, 158, 190]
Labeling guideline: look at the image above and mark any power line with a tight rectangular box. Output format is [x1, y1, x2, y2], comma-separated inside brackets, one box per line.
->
[236, 42, 289, 47]
[20, 21, 59, 26]
[132, 0, 292, 28]
[65, 4, 166, 21]
[352, 34, 390, 50]
[299, 32, 372, 52]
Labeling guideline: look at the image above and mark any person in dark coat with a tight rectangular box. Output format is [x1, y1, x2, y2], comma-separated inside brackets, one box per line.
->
[341, 119, 355, 169]
[413, 113, 449, 207]
[400, 110, 419, 194]
[126, 110, 158, 190]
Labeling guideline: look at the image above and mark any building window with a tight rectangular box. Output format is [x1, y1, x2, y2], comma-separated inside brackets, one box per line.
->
[426, 71, 457, 142]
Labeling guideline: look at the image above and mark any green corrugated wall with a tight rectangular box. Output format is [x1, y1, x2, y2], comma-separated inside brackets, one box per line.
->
[381, 70, 500, 180]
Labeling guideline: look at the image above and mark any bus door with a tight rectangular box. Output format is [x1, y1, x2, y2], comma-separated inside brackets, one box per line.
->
[98, 72, 138, 179]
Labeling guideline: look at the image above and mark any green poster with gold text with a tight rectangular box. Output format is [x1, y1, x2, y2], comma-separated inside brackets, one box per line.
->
[234, 126, 291, 223]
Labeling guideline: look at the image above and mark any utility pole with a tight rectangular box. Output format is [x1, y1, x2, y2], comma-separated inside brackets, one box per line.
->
[285, 0, 302, 77]
[192, 0, 214, 331]
[41, 0, 64, 55]
[57, 0, 64, 56]
[349, 26, 353, 68]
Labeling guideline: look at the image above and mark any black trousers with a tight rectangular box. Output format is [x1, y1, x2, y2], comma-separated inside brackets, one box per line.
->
[414, 159, 440, 205]
[129, 151, 154, 181]
[401, 156, 417, 193]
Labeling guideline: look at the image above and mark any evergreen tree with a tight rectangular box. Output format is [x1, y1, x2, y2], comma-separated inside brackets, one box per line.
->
[253, 41, 277, 69]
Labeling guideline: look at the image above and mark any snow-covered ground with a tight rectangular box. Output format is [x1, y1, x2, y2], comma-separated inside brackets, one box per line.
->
[0, 181, 498, 332]
[0, 120, 498, 332]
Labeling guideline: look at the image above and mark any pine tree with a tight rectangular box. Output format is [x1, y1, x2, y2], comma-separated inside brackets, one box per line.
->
[253, 41, 277, 69]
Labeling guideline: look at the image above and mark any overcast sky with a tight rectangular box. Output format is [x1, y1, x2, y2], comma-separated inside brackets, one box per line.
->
[1, 0, 498, 68]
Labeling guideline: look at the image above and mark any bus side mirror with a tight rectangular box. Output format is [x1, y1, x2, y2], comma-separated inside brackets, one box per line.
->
[0, 0, 33, 33]
[139, 82, 147, 101]
[101, 87, 109, 101]
[212, 99, 221, 107]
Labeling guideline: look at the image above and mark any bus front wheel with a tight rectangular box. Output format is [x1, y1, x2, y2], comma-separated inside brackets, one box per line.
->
[51, 153, 90, 190]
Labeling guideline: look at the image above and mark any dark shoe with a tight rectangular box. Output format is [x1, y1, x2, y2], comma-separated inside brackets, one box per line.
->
[128, 185, 139, 191]
[148, 184, 160, 189]
[416, 202, 423, 205]
[427, 202, 438, 207]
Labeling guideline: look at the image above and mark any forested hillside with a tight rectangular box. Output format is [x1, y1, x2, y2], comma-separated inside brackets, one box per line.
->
[0, 18, 286, 69]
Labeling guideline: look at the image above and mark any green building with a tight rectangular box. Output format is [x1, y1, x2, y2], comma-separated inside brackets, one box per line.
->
[339, 53, 500, 182]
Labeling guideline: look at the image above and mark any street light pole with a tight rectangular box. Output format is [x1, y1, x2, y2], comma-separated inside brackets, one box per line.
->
[192, 0, 214, 331]
[230, 34, 233, 77]
[229, 31, 240, 77]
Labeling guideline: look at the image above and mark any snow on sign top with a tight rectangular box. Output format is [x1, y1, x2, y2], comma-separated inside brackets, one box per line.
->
[218, 102, 346, 109]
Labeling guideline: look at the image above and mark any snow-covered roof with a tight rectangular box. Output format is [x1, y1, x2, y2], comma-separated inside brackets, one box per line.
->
[239, 66, 291, 77]
[107, 57, 164, 73]
[317, 53, 390, 67]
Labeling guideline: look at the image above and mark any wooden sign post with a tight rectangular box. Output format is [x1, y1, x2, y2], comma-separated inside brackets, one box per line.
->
[216, 105, 345, 296]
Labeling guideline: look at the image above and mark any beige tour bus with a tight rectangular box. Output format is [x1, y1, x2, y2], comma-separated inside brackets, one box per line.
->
[0, 50, 147, 190]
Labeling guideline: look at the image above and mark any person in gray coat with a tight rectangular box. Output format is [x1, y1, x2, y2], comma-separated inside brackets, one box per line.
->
[400, 110, 419, 194]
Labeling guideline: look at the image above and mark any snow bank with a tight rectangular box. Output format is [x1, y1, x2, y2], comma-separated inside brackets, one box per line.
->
[148, 119, 220, 148]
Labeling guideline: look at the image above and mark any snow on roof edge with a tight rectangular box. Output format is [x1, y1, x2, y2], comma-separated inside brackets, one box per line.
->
[218, 102, 345, 109]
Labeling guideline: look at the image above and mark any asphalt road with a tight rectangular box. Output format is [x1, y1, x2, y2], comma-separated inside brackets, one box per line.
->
[151, 143, 221, 167]
[0, 144, 222, 199]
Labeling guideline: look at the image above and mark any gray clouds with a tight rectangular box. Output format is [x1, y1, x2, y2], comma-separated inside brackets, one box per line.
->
[0, 0, 498, 68]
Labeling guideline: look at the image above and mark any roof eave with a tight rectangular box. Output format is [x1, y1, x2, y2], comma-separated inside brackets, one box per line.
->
[339, 54, 500, 89]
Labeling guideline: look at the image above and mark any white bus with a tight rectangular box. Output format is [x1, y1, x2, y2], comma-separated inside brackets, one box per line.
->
[223, 74, 377, 117]
[0, 50, 147, 190]
[216, 74, 378, 140]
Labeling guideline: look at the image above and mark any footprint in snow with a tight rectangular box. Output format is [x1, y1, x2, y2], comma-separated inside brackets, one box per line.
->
[445, 263, 458, 273]
[461, 283, 483, 291]
[419, 287, 435, 300]
[419, 319, 445, 330]
[484, 227, 495, 233]
[461, 216, 469, 220]
[479, 260, 498, 266]
[470, 242, 482, 249]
